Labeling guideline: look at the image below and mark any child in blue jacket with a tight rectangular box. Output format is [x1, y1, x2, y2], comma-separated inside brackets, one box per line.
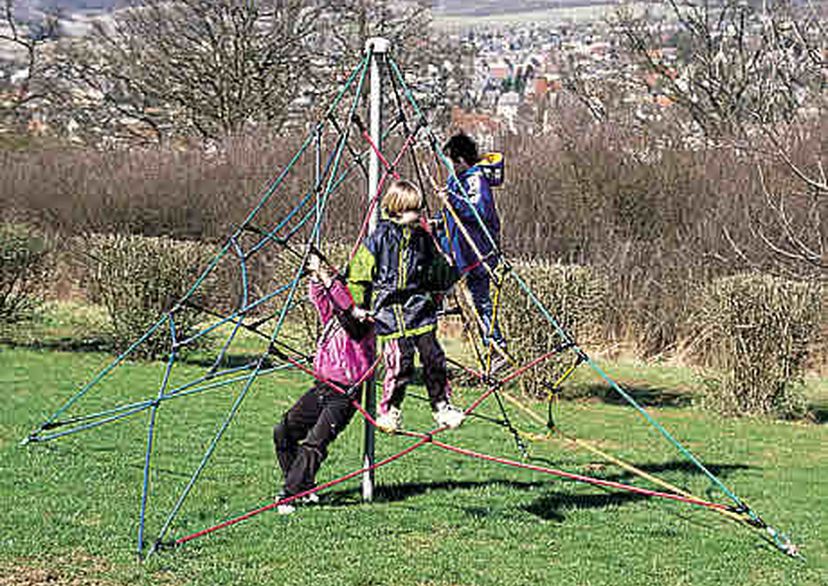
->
[439, 133, 505, 352]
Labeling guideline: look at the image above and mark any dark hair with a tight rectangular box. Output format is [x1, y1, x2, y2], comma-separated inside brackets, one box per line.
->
[444, 133, 479, 166]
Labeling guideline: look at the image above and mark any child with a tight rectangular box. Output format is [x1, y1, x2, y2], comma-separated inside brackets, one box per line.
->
[273, 251, 374, 513]
[438, 132, 506, 355]
[349, 179, 462, 433]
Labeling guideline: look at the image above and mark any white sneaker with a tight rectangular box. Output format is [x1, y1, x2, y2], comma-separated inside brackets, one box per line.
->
[376, 406, 403, 433]
[300, 492, 320, 505]
[276, 493, 296, 515]
[433, 402, 465, 429]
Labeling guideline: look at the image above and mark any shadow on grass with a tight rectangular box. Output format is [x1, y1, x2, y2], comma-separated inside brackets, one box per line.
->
[319, 459, 753, 523]
[573, 383, 693, 408]
[519, 458, 752, 521]
[523, 491, 649, 521]
[324, 478, 547, 507]
[1, 337, 112, 354]
[527, 458, 752, 483]
[808, 405, 828, 424]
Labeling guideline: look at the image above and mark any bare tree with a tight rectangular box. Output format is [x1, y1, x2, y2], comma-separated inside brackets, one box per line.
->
[48, 0, 320, 144]
[614, 0, 825, 136]
[612, 0, 826, 278]
[0, 0, 59, 132]
[36, 0, 467, 145]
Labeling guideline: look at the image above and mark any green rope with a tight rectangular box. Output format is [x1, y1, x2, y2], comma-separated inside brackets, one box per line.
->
[387, 54, 749, 512]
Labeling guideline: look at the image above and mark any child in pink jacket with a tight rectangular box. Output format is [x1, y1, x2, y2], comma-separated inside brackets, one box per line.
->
[273, 252, 375, 512]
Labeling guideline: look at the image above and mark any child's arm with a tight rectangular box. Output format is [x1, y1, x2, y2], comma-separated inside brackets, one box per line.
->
[445, 174, 487, 223]
[346, 237, 377, 309]
[308, 253, 342, 325]
[427, 240, 460, 292]
[308, 279, 334, 325]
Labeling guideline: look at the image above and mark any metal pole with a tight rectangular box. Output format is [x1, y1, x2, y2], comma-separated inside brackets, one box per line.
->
[314, 126, 322, 247]
[363, 36, 389, 502]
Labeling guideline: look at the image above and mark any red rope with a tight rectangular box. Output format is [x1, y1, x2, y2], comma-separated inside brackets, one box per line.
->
[361, 129, 401, 181]
[348, 130, 421, 259]
[501, 349, 561, 385]
[175, 438, 430, 545]
[169, 276, 730, 547]
[429, 439, 732, 512]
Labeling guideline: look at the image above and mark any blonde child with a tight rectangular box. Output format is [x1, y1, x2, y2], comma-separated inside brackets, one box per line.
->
[348, 179, 462, 432]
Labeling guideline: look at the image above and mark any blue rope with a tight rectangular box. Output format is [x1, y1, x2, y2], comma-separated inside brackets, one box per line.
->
[152, 56, 371, 549]
[137, 314, 178, 556]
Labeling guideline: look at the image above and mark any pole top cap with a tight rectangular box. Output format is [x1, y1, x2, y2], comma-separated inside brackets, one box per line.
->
[365, 37, 390, 54]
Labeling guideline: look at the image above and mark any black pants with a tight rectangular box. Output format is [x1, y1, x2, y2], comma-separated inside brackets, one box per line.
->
[273, 381, 360, 496]
[380, 329, 451, 415]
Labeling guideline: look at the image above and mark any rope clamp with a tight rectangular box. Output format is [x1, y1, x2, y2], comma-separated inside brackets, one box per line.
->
[482, 375, 503, 389]
[351, 113, 367, 133]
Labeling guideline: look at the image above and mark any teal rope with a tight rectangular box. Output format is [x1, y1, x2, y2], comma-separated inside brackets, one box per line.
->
[152, 56, 371, 549]
[137, 314, 178, 556]
[174, 281, 295, 348]
[208, 238, 250, 373]
[33, 403, 156, 442]
[32, 315, 167, 433]
[33, 363, 302, 443]
[388, 54, 748, 510]
[157, 57, 369, 315]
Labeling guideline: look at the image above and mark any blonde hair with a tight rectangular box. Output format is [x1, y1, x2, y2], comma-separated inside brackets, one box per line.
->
[382, 179, 423, 217]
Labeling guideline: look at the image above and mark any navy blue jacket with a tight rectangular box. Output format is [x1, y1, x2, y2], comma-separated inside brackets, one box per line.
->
[348, 219, 457, 339]
[439, 165, 501, 273]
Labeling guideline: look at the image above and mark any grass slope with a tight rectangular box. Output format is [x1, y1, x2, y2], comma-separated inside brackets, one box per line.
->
[1, 345, 826, 585]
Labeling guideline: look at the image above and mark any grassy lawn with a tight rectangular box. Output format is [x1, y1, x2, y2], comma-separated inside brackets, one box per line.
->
[2, 327, 826, 586]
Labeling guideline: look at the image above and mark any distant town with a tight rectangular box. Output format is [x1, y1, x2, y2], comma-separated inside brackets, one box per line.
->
[1, 1, 817, 146]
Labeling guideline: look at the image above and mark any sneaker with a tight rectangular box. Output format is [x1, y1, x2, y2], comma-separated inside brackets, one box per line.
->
[489, 353, 509, 375]
[275, 492, 296, 515]
[376, 406, 403, 433]
[433, 402, 465, 429]
[300, 492, 321, 505]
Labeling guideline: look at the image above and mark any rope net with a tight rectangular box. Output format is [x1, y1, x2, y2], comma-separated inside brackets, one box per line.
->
[22, 50, 800, 560]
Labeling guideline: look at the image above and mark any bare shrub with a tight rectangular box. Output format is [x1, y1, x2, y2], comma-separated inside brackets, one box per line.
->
[79, 234, 216, 359]
[690, 273, 822, 418]
[1, 109, 823, 362]
[498, 259, 609, 397]
[0, 222, 51, 324]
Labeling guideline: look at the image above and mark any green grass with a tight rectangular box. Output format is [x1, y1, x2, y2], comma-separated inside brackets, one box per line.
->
[2, 341, 827, 585]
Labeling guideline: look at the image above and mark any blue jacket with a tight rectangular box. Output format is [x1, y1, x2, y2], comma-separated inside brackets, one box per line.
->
[348, 219, 457, 339]
[440, 165, 501, 273]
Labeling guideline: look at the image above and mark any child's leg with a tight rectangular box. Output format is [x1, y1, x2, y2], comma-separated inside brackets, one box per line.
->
[466, 268, 504, 346]
[413, 330, 452, 409]
[273, 384, 324, 482]
[284, 386, 361, 495]
[379, 337, 415, 415]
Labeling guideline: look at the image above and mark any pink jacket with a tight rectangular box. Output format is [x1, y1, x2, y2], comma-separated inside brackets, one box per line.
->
[310, 278, 375, 387]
